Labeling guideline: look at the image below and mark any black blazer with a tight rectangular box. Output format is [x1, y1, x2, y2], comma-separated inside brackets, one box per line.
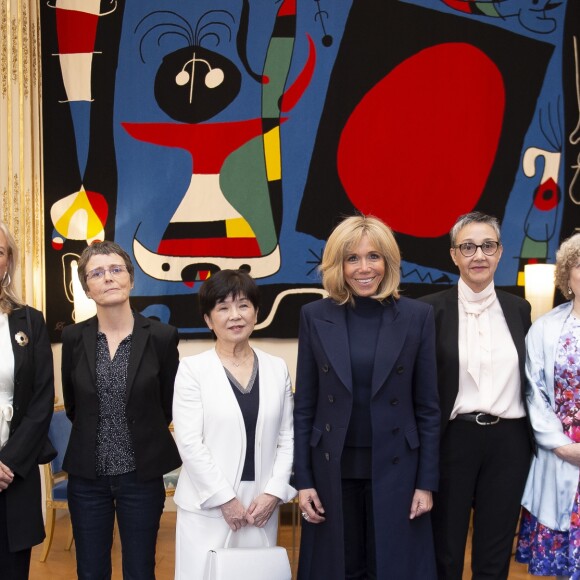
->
[419, 286, 531, 434]
[61, 312, 181, 481]
[0, 307, 54, 551]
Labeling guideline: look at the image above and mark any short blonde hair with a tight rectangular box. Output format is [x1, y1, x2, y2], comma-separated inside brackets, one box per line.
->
[555, 233, 580, 300]
[320, 215, 400, 305]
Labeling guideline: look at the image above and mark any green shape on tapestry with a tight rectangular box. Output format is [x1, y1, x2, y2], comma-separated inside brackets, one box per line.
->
[262, 39, 295, 119]
[220, 137, 278, 255]
[520, 237, 548, 259]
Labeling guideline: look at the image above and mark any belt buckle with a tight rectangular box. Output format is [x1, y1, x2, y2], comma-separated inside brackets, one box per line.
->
[475, 412, 500, 426]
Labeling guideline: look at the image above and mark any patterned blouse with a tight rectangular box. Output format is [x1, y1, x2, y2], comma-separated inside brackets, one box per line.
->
[95, 332, 136, 476]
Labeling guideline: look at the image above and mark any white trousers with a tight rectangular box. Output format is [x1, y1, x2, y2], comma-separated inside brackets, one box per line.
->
[175, 481, 279, 579]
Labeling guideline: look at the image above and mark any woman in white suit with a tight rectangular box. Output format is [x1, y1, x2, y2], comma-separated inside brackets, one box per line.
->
[173, 270, 295, 579]
[517, 233, 580, 578]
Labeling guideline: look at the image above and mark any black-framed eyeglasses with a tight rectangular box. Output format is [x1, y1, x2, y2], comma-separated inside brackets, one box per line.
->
[86, 264, 128, 281]
[453, 241, 501, 257]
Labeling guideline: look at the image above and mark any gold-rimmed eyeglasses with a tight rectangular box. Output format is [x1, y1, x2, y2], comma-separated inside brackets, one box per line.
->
[453, 241, 501, 257]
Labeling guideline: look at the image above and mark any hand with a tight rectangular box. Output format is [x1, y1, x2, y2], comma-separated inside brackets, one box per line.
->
[409, 489, 433, 520]
[298, 488, 326, 524]
[220, 497, 248, 531]
[246, 493, 279, 528]
[554, 443, 580, 467]
[0, 461, 14, 491]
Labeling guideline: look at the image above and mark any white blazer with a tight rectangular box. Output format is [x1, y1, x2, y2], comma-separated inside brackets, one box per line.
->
[173, 347, 296, 515]
[521, 301, 580, 531]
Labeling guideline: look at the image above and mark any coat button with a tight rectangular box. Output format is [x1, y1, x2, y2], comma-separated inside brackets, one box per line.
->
[396, 365, 404, 374]
[322, 364, 329, 373]
[325, 424, 331, 432]
[390, 399, 399, 406]
[324, 453, 330, 461]
[328, 395, 334, 403]
[392, 456, 400, 464]
[392, 427, 400, 435]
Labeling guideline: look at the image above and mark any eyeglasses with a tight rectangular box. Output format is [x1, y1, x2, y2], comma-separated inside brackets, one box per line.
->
[454, 241, 501, 257]
[85, 264, 128, 281]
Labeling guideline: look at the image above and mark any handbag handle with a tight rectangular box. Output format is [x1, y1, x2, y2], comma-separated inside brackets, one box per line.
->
[223, 527, 271, 549]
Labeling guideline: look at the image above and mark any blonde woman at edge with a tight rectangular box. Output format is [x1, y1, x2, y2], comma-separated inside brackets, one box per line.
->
[172, 269, 295, 579]
[0, 221, 55, 580]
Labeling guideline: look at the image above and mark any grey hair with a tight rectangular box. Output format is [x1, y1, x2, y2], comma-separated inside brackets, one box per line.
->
[449, 211, 501, 247]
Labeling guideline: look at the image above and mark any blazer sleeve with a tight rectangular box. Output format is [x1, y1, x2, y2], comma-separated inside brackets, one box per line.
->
[61, 324, 77, 423]
[293, 305, 319, 490]
[263, 361, 296, 502]
[525, 317, 571, 450]
[411, 304, 441, 491]
[173, 358, 237, 510]
[157, 324, 180, 425]
[0, 308, 55, 478]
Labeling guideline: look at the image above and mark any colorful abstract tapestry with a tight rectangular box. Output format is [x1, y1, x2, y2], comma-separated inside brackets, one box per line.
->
[41, 0, 580, 340]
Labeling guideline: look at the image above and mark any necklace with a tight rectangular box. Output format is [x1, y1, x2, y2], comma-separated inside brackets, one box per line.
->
[218, 349, 253, 368]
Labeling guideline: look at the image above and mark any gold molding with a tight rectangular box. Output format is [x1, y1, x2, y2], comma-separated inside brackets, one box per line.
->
[0, 1, 7, 97]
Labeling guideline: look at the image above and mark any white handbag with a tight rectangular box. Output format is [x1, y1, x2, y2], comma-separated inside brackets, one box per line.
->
[204, 528, 291, 580]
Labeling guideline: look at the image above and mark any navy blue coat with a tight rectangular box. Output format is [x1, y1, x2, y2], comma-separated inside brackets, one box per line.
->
[293, 296, 440, 579]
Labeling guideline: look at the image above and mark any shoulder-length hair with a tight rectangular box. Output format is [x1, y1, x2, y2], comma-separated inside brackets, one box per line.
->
[555, 233, 580, 300]
[0, 221, 24, 314]
[320, 215, 401, 305]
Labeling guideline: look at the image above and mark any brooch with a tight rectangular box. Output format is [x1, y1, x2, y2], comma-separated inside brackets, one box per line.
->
[14, 331, 29, 346]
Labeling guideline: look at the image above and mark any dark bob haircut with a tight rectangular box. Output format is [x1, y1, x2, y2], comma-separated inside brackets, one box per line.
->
[198, 269, 260, 319]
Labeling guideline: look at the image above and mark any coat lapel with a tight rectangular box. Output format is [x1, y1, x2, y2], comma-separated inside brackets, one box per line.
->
[371, 299, 409, 397]
[313, 303, 353, 392]
[81, 316, 98, 384]
[8, 308, 28, 389]
[497, 292, 526, 374]
[126, 313, 149, 402]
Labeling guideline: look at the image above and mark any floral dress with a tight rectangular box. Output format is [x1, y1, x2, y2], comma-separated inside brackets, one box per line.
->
[516, 314, 580, 578]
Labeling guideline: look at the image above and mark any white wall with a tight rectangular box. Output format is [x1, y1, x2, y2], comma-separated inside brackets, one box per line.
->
[51, 338, 299, 404]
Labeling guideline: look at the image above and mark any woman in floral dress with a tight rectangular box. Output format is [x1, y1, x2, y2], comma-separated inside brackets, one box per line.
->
[517, 233, 580, 579]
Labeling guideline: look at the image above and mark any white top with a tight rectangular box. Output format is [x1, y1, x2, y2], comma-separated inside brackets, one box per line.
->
[452, 279, 525, 419]
[0, 312, 15, 448]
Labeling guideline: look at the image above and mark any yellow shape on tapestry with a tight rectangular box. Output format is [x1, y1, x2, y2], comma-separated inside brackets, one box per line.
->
[263, 126, 282, 181]
[51, 186, 106, 241]
[226, 218, 256, 238]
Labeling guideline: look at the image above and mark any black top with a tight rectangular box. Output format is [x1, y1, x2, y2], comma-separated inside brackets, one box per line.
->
[342, 296, 383, 478]
[226, 357, 259, 481]
[95, 332, 136, 476]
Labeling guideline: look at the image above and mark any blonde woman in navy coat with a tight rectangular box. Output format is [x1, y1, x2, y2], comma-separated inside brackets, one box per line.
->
[294, 215, 440, 579]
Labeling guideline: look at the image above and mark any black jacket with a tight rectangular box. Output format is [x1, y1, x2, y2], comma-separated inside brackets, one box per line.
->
[0, 306, 54, 551]
[61, 312, 181, 480]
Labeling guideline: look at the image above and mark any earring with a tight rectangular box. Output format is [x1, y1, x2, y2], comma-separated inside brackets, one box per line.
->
[569, 287, 573, 295]
[1, 272, 10, 288]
